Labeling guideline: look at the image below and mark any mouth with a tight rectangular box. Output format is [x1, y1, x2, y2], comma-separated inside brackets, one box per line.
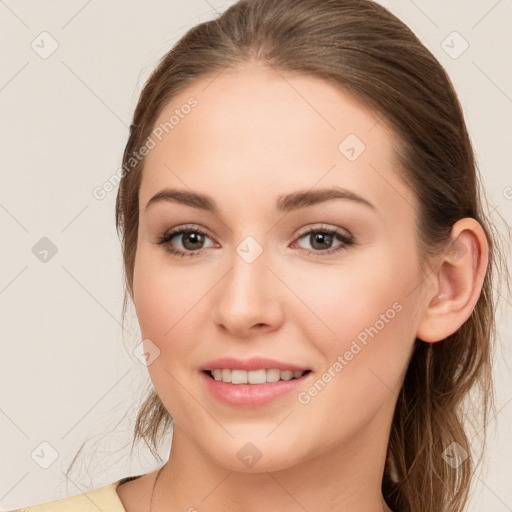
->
[201, 366, 313, 407]
[203, 368, 312, 384]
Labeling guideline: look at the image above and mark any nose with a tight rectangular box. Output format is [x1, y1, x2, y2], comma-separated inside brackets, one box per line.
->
[211, 243, 285, 339]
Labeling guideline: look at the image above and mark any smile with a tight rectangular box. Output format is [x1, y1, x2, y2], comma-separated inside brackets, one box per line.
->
[207, 368, 310, 384]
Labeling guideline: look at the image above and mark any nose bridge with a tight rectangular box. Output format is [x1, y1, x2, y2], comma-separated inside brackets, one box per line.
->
[225, 234, 271, 305]
[236, 234, 266, 267]
[212, 233, 283, 334]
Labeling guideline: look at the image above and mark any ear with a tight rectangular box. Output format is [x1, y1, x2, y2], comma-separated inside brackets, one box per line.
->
[416, 218, 489, 343]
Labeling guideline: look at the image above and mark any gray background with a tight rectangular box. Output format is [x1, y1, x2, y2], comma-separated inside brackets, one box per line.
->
[1, 0, 511, 510]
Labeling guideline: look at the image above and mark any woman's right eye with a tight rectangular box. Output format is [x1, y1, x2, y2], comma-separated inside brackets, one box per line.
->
[156, 226, 215, 257]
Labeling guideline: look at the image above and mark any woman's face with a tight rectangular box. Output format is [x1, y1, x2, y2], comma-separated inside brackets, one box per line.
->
[133, 63, 427, 472]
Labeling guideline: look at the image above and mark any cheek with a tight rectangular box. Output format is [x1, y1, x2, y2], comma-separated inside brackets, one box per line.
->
[289, 246, 420, 402]
[295, 268, 417, 437]
[133, 248, 199, 341]
[133, 260, 168, 339]
[133, 247, 223, 375]
[133, 251, 208, 415]
[292, 258, 415, 346]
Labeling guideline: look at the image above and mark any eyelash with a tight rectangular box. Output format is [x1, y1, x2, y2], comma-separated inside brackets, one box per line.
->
[155, 223, 355, 258]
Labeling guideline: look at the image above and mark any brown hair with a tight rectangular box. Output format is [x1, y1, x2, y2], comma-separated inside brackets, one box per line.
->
[68, 1, 509, 510]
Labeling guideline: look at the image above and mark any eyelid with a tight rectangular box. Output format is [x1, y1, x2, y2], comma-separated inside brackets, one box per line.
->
[157, 223, 213, 239]
[293, 223, 352, 240]
[155, 224, 218, 247]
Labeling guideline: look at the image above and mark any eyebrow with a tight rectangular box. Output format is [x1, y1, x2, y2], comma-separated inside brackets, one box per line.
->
[144, 186, 376, 214]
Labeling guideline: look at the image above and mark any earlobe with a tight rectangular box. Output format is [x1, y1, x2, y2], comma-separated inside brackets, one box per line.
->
[416, 218, 489, 343]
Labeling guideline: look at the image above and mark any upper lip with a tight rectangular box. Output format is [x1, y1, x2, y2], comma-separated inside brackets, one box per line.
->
[201, 357, 309, 372]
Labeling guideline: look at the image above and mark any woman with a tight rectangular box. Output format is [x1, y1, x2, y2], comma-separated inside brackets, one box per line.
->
[12, 0, 507, 511]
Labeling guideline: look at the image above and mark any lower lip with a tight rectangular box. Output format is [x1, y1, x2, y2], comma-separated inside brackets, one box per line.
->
[201, 370, 311, 407]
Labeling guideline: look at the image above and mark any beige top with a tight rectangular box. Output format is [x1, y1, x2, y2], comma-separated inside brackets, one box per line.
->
[10, 476, 140, 512]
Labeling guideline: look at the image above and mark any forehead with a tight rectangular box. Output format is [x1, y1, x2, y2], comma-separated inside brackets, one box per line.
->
[139, 63, 416, 219]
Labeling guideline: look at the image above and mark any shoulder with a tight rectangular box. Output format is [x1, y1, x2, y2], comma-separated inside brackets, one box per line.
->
[9, 477, 134, 512]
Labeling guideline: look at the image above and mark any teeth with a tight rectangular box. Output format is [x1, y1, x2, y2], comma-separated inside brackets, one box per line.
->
[209, 368, 307, 384]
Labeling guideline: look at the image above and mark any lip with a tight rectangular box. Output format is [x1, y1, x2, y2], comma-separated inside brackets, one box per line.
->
[200, 356, 309, 372]
[200, 369, 313, 407]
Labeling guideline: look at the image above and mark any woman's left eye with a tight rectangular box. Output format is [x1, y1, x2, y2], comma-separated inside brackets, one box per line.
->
[292, 226, 355, 256]
[155, 224, 354, 258]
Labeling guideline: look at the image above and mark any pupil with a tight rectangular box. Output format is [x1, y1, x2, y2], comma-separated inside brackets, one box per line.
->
[312, 232, 332, 250]
[184, 232, 203, 250]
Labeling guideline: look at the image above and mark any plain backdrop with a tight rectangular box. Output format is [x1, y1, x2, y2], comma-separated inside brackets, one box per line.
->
[1, 0, 511, 510]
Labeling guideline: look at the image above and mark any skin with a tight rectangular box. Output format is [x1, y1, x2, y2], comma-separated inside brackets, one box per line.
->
[117, 62, 488, 512]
